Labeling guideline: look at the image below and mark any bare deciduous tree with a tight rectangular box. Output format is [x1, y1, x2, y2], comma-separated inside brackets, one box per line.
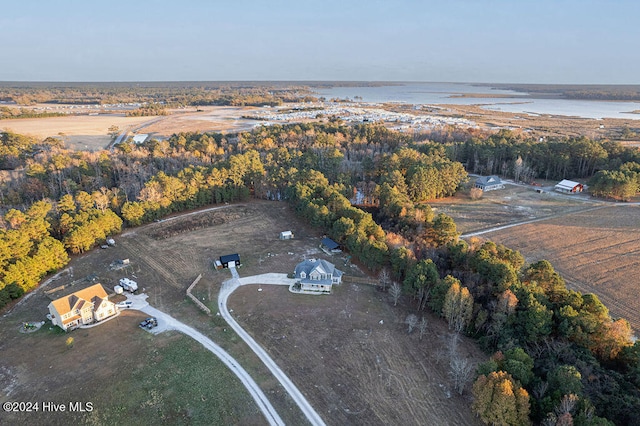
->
[469, 187, 483, 200]
[418, 316, 428, 340]
[533, 381, 549, 400]
[447, 332, 473, 395]
[389, 282, 401, 306]
[379, 267, 390, 292]
[405, 314, 418, 333]
[449, 355, 474, 395]
[555, 394, 579, 417]
[514, 156, 524, 183]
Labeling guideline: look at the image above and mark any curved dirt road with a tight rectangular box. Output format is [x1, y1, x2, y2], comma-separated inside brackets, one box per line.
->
[219, 270, 326, 426]
[126, 293, 285, 426]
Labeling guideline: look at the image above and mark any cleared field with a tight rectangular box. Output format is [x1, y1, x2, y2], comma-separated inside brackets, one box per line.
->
[431, 184, 596, 234]
[0, 115, 155, 151]
[486, 205, 640, 331]
[229, 282, 483, 426]
[142, 106, 260, 137]
[0, 201, 483, 425]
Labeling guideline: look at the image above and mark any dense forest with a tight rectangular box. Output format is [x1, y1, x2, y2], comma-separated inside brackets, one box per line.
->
[0, 106, 65, 120]
[1, 121, 639, 425]
[491, 84, 640, 101]
[0, 82, 316, 107]
[451, 130, 640, 200]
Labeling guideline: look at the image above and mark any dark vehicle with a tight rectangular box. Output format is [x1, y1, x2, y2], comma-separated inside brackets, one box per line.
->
[139, 317, 158, 329]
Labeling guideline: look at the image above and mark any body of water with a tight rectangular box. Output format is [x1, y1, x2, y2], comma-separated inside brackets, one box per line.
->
[313, 83, 640, 120]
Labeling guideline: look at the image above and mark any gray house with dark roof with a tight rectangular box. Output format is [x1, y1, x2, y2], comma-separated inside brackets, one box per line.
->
[475, 175, 504, 192]
[294, 259, 343, 294]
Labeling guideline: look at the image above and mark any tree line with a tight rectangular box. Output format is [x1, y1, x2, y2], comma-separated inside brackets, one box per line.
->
[0, 82, 316, 107]
[387, 229, 638, 424]
[0, 106, 65, 120]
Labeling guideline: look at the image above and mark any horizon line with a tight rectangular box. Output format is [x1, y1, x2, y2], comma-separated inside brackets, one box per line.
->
[1, 80, 639, 86]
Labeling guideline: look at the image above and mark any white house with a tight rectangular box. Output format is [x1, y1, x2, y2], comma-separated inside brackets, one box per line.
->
[294, 259, 343, 294]
[48, 283, 116, 331]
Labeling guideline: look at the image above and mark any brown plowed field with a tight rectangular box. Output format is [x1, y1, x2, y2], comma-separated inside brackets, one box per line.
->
[487, 205, 640, 331]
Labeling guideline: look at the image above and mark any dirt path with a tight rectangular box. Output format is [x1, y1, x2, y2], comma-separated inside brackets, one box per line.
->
[124, 292, 285, 426]
[460, 204, 607, 238]
[219, 269, 325, 426]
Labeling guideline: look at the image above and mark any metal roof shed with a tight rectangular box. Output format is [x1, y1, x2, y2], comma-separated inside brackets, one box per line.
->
[219, 253, 241, 268]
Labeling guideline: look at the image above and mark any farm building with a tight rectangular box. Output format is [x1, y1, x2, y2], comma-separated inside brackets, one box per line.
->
[131, 134, 148, 144]
[48, 283, 116, 331]
[294, 259, 343, 294]
[280, 231, 294, 240]
[475, 175, 505, 191]
[219, 253, 241, 268]
[320, 237, 341, 253]
[555, 179, 584, 193]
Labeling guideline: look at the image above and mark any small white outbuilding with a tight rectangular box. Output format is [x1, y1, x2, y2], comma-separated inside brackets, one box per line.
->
[280, 231, 294, 240]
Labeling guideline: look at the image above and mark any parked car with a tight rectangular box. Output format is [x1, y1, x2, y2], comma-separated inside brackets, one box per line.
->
[116, 301, 132, 308]
[139, 317, 158, 329]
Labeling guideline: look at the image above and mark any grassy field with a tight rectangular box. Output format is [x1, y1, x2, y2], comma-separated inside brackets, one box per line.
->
[0, 201, 483, 425]
[0, 311, 262, 426]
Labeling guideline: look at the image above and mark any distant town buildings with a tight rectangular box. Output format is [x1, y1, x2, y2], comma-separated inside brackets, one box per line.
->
[246, 102, 477, 131]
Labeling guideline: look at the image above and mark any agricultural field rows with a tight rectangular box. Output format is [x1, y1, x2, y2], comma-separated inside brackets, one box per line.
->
[488, 205, 640, 331]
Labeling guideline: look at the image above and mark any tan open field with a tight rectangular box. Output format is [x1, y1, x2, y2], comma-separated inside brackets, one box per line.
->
[0, 201, 483, 425]
[142, 106, 261, 137]
[0, 115, 156, 151]
[431, 183, 597, 234]
[0, 106, 261, 151]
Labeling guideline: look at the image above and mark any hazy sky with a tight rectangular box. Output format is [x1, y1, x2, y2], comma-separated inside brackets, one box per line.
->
[1, 0, 638, 83]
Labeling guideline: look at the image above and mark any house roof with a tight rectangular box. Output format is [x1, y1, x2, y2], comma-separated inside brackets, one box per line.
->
[321, 237, 339, 250]
[132, 134, 148, 144]
[295, 259, 343, 285]
[555, 179, 582, 190]
[475, 175, 502, 186]
[49, 283, 109, 316]
[220, 253, 240, 264]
